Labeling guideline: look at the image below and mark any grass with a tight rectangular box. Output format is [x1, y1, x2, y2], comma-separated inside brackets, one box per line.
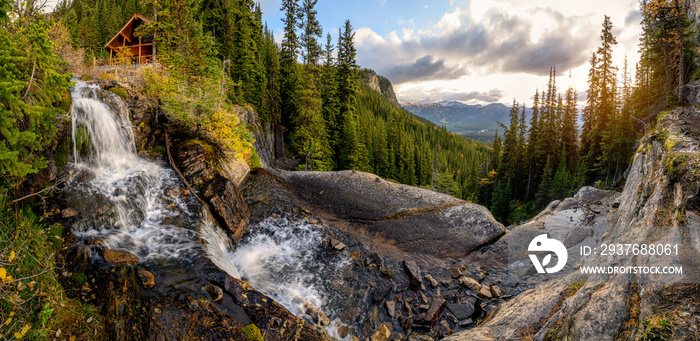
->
[639, 315, 674, 341]
[0, 200, 105, 340]
[108, 87, 127, 100]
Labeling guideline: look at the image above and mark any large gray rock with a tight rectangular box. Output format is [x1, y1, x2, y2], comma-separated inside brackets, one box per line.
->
[278, 170, 505, 258]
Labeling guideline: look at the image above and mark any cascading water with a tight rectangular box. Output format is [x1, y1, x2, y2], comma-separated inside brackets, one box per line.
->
[67, 82, 202, 261]
[66, 81, 353, 336]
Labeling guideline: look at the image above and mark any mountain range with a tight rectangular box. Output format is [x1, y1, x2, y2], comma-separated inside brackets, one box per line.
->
[401, 100, 532, 142]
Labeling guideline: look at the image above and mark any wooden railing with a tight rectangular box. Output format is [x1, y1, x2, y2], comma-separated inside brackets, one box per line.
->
[92, 55, 154, 67]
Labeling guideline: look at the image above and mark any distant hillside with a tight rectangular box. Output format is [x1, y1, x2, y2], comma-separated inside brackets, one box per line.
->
[402, 101, 532, 142]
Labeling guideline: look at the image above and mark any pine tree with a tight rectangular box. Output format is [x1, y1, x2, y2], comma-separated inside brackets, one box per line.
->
[562, 85, 578, 172]
[300, 0, 322, 65]
[551, 150, 571, 200]
[289, 68, 332, 170]
[320, 32, 339, 153]
[489, 131, 501, 173]
[279, 0, 301, 135]
[0, 18, 72, 179]
[336, 20, 362, 170]
[525, 89, 540, 199]
[535, 156, 554, 210]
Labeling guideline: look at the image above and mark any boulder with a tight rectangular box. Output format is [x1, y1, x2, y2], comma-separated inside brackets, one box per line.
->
[203, 175, 250, 243]
[564, 226, 594, 247]
[278, 170, 505, 258]
[574, 186, 615, 203]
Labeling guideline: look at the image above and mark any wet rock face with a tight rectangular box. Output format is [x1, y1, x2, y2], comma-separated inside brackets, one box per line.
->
[173, 141, 251, 243]
[203, 175, 250, 243]
[58, 241, 328, 341]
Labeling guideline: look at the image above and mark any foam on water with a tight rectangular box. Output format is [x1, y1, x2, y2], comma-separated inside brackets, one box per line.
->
[68, 82, 201, 261]
[69, 81, 349, 336]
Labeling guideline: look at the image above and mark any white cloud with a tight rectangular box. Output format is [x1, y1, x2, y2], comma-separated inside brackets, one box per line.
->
[354, 0, 642, 105]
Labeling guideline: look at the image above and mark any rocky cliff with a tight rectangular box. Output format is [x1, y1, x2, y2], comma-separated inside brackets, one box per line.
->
[445, 106, 700, 341]
[362, 69, 400, 106]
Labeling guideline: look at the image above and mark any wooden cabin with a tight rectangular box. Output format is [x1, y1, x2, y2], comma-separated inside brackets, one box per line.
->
[103, 13, 153, 65]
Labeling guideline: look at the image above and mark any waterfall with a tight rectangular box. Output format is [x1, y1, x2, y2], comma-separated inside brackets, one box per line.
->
[67, 82, 349, 337]
[68, 82, 202, 260]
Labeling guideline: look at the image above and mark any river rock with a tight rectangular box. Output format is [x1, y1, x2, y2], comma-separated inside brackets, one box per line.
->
[137, 268, 155, 289]
[304, 302, 330, 327]
[102, 249, 139, 265]
[447, 302, 476, 320]
[371, 281, 394, 302]
[446, 266, 464, 279]
[337, 326, 348, 338]
[490, 285, 504, 298]
[438, 319, 452, 338]
[370, 323, 391, 341]
[424, 274, 438, 288]
[331, 238, 347, 251]
[407, 334, 433, 341]
[385, 300, 396, 318]
[478, 285, 493, 298]
[413, 298, 446, 329]
[62, 207, 78, 218]
[458, 276, 481, 291]
[403, 260, 422, 289]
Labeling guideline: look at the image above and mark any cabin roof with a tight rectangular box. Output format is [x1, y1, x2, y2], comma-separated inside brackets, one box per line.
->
[103, 13, 151, 51]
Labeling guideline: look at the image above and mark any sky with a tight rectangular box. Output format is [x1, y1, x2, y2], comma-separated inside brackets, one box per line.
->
[260, 0, 643, 106]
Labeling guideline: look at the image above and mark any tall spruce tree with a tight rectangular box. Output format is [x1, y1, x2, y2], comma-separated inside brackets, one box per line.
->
[335, 20, 362, 170]
[300, 0, 322, 65]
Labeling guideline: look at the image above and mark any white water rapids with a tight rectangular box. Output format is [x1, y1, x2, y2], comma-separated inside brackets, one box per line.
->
[67, 82, 348, 336]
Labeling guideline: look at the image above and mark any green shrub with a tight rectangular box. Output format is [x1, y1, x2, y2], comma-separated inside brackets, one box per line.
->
[109, 87, 128, 100]
[241, 324, 264, 341]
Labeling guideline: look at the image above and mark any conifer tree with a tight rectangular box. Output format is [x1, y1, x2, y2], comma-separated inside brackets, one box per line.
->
[525, 89, 540, 199]
[300, 0, 322, 65]
[535, 156, 553, 210]
[335, 20, 362, 170]
[280, 0, 301, 134]
[320, 32, 339, 152]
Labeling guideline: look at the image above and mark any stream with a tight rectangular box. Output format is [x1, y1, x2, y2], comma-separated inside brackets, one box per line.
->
[64, 81, 363, 339]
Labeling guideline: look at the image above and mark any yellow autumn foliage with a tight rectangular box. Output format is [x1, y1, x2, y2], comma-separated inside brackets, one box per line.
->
[141, 67, 258, 165]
